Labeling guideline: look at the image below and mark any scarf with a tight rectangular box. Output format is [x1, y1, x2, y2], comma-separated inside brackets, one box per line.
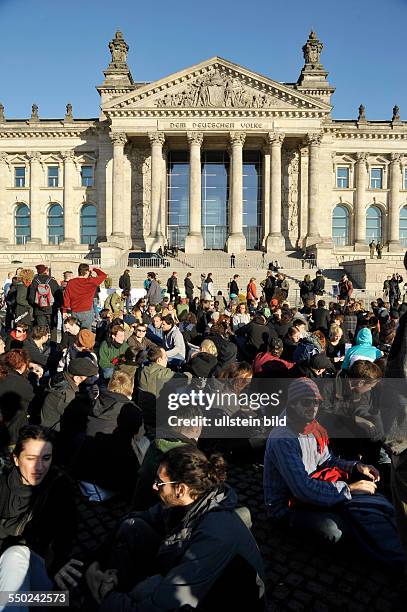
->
[10, 330, 27, 342]
[302, 419, 329, 453]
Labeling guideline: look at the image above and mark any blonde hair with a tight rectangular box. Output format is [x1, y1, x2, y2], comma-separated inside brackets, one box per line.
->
[18, 268, 34, 286]
[200, 339, 218, 357]
[329, 324, 343, 339]
[108, 370, 134, 398]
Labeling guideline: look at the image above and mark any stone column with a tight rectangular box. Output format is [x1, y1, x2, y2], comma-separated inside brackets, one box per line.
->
[27, 151, 43, 243]
[0, 153, 9, 243]
[265, 132, 285, 252]
[388, 153, 402, 250]
[145, 132, 165, 251]
[262, 145, 270, 250]
[226, 131, 246, 253]
[354, 152, 368, 250]
[61, 151, 76, 244]
[185, 131, 204, 254]
[305, 133, 322, 246]
[111, 132, 127, 237]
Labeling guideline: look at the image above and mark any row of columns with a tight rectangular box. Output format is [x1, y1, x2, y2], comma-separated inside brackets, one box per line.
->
[354, 152, 403, 250]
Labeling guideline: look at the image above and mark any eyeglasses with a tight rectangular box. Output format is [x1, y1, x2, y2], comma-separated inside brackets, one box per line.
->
[15, 329, 24, 334]
[153, 477, 178, 488]
[301, 399, 322, 408]
[137, 329, 147, 334]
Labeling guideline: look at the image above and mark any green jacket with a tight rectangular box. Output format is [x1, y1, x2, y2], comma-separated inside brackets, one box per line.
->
[98, 341, 129, 369]
[138, 362, 189, 398]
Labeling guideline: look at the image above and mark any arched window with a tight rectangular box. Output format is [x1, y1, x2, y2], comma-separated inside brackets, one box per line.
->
[332, 205, 350, 246]
[400, 206, 407, 247]
[80, 203, 97, 245]
[366, 205, 382, 243]
[47, 203, 64, 245]
[15, 203, 31, 244]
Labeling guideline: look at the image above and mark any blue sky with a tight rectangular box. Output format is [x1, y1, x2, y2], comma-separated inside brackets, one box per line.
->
[0, 0, 405, 120]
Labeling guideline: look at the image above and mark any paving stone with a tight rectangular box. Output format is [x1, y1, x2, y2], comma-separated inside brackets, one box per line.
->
[284, 573, 304, 587]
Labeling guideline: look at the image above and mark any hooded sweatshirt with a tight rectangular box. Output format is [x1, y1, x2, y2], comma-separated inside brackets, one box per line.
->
[342, 328, 382, 371]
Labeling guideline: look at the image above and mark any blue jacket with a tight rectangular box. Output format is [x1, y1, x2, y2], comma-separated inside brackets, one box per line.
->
[342, 328, 382, 370]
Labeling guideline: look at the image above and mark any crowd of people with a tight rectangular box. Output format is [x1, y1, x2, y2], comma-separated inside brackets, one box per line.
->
[0, 255, 407, 609]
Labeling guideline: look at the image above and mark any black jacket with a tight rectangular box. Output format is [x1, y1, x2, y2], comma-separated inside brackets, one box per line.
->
[312, 276, 325, 295]
[0, 466, 77, 578]
[119, 273, 131, 291]
[40, 372, 78, 431]
[87, 389, 143, 437]
[229, 279, 239, 296]
[0, 370, 34, 445]
[311, 307, 331, 334]
[23, 337, 50, 368]
[236, 320, 275, 357]
[184, 277, 194, 298]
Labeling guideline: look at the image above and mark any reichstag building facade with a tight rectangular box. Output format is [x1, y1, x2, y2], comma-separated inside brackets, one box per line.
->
[0, 31, 406, 264]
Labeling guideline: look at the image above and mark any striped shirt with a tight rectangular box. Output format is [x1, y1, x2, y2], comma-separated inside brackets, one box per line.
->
[264, 422, 356, 518]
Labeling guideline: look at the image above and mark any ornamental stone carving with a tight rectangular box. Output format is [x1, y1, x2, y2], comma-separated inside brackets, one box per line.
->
[154, 67, 292, 109]
[266, 132, 285, 146]
[186, 132, 204, 146]
[61, 150, 75, 162]
[65, 104, 73, 121]
[282, 148, 299, 242]
[229, 131, 246, 146]
[0, 104, 4, 123]
[111, 132, 127, 146]
[148, 132, 166, 146]
[306, 133, 322, 146]
[31, 104, 39, 121]
[131, 148, 151, 239]
[108, 31, 129, 68]
[0, 152, 8, 164]
[356, 152, 368, 163]
[358, 104, 366, 121]
[302, 31, 323, 67]
[390, 153, 402, 164]
[27, 151, 42, 163]
[392, 105, 401, 122]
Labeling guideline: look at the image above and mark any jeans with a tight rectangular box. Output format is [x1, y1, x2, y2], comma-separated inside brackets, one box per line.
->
[0, 545, 53, 612]
[73, 309, 94, 330]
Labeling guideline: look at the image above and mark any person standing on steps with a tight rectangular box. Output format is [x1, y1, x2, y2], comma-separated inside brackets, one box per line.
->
[230, 253, 236, 268]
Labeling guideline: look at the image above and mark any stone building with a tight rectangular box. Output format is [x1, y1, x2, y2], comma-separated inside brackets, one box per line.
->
[0, 30, 406, 266]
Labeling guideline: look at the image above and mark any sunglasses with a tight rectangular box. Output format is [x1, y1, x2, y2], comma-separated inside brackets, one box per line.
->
[301, 399, 322, 408]
[15, 329, 25, 334]
[153, 477, 178, 488]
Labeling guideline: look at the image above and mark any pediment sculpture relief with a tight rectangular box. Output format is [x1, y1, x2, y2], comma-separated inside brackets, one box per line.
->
[154, 68, 293, 109]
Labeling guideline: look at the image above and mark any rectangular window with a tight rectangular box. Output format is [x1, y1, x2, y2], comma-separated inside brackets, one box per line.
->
[336, 167, 349, 189]
[48, 166, 59, 187]
[81, 165, 94, 187]
[15, 167, 25, 188]
[370, 167, 383, 189]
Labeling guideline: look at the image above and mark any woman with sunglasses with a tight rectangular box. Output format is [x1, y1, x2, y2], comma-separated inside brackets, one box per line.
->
[86, 445, 265, 611]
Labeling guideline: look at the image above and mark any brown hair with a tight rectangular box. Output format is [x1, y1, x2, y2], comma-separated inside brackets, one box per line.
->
[108, 370, 134, 398]
[1, 349, 30, 373]
[349, 360, 382, 381]
[78, 263, 90, 276]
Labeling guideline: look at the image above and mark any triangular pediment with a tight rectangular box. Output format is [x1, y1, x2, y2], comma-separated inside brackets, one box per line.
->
[103, 57, 331, 116]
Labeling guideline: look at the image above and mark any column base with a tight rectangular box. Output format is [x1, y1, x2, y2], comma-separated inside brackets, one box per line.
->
[99, 243, 125, 268]
[145, 234, 164, 253]
[265, 233, 285, 253]
[184, 233, 204, 254]
[226, 233, 246, 254]
[354, 241, 368, 252]
[388, 240, 402, 252]
[305, 234, 321, 248]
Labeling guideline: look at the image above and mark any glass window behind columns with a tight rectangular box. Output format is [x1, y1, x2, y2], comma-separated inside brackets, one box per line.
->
[243, 151, 262, 250]
[201, 151, 229, 250]
[167, 151, 189, 249]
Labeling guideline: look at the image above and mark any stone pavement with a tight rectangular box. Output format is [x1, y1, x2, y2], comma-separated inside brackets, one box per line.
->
[72, 460, 405, 611]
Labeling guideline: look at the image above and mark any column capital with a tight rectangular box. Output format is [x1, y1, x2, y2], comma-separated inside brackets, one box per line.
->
[61, 150, 75, 162]
[265, 131, 285, 147]
[355, 152, 368, 163]
[305, 132, 322, 147]
[390, 153, 402, 165]
[186, 131, 203, 146]
[110, 131, 127, 146]
[27, 151, 42, 163]
[229, 131, 246, 147]
[148, 131, 165, 146]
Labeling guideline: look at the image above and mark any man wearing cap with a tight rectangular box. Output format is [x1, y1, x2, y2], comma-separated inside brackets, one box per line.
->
[57, 329, 97, 373]
[63, 263, 107, 330]
[264, 378, 404, 561]
[28, 265, 61, 336]
[41, 357, 98, 431]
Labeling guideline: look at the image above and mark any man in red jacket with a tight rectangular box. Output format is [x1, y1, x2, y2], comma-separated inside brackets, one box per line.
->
[63, 263, 107, 329]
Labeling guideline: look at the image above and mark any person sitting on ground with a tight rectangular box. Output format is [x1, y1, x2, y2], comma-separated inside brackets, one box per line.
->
[57, 329, 98, 373]
[98, 324, 129, 381]
[85, 445, 266, 611]
[127, 322, 157, 355]
[144, 303, 157, 326]
[104, 289, 126, 319]
[291, 352, 334, 379]
[342, 327, 383, 371]
[235, 313, 276, 362]
[60, 315, 80, 351]
[0, 350, 35, 446]
[178, 311, 199, 345]
[282, 326, 302, 361]
[0, 425, 81, 596]
[162, 314, 186, 365]
[326, 323, 346, 366]
[264, 377, 404, 565]
[232, 302, 251, 331]
[132, 404, 203, 511]
[253, 337, 294, 378]
[40, 357, 98, 432]
[184, 338, 218, 379]
[5, 323, 29, 352]
[146, 313, 164, 345]
[23, 325, 50, 370]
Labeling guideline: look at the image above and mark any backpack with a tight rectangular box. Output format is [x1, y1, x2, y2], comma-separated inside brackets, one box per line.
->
[34, 278, 54, 308]
[293, 339, 320, 363]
